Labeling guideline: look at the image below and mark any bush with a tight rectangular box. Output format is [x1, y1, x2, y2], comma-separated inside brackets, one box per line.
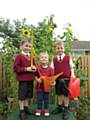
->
[77, 96, 90, 120]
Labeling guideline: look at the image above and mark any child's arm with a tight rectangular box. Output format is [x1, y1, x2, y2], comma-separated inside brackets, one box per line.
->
[14, 55, 36, 73]
[70, 57, 75, 78]
[50, 60, 54, 69]
[71, 67, 75, 78]
[13, 55, 26, 73]
[51, 81, 56, 86]
[25, 66, 36, 72]
[35, 76, 42, 83]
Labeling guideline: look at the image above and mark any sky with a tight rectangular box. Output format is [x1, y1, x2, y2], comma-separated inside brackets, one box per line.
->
[0, 0, 90, 41]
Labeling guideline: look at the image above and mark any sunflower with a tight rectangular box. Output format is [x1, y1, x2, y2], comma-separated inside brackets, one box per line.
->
[7, 47, 13, 53]
[48, 27, 54, 33]
[67, 27, 73, 35]
[22, 28, 30, 38]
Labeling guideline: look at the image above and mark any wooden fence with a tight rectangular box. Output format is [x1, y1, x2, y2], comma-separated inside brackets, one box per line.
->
[0, 54, 6, 97]
[77, 55, 90, 96]
[0, 55, 90, 97]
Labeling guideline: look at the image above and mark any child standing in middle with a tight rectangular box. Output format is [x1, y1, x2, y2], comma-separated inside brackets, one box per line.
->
[35, 52, 54, 117]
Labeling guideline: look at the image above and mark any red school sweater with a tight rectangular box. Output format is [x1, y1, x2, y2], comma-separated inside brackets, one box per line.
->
[36, 65, 54, 92]
[13, 53, 35, 81]
[53, 55, 71, 79]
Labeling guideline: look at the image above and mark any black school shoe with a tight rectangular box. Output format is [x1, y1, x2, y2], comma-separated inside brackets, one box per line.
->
[19, 110, 28, 120]
[51, 105, 63, 114]
[24, 106, 34, 115]
[63, 107, 69, 120]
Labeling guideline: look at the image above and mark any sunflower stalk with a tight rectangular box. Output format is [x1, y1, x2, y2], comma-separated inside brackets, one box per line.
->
[31, 32, 36, 66]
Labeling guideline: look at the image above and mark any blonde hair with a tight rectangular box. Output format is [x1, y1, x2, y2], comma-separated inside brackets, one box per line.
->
[20, 39, 31, 46]
[55, 41, 65, 47]
[40, 51, 49, 57]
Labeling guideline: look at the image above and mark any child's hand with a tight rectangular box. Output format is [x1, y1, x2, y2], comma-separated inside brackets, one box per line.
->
[25, 66, 36, 72]
[74, 97, 78, 100]
[51, 81, 56, 86]
[31, 65, 36, 70]
[71, 74, 76, 78]
[25, 67, 32, 72]
[35, 76, 42, 83]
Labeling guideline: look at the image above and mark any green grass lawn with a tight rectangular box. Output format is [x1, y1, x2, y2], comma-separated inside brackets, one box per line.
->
[8, 104, 76, 120]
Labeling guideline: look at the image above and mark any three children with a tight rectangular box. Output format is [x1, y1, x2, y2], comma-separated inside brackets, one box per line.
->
[13, 39, 75, 120]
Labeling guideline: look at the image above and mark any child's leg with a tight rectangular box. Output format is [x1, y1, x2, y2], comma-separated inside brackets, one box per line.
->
[37, 92, 43, 110]
[52, 79, 64, 114]
[35, 92, 43, 116]
[24, 81, 34, 115]
[19, 100, 25, 110]
[24, 99, 34, 115]
[58, 95, 64, 105]
[19, 100, 28, 120]
[62, 80, 70, 120]
[18, 82, 28, 120]
[63, 96, 69, 120]
[44, 92, 50, 116]
[64, 96, 69, 107]
[44, 93, 49, 109]
[56, 95, 64, 111]
[24, 99, 29, 107]
[52, 95, 64, 114]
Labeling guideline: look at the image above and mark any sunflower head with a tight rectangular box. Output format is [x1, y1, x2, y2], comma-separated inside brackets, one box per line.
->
[48, 27, 54, 33]
[67, 27, 73, 35]
[22, 28, 30, 38]
[7, 47, 13, 53]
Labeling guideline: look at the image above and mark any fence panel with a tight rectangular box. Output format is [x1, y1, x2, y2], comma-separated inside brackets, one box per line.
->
[0, 55, 90, 97]
[77, 55, 90, 96]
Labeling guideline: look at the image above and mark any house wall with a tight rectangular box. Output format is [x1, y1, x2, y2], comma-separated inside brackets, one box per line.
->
[71, 50, 90, 55]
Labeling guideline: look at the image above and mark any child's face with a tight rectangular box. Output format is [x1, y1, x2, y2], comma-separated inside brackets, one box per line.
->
[55, 44, 64, 55]
[22, 42, 32, 53]
[40, 53, 49, 64]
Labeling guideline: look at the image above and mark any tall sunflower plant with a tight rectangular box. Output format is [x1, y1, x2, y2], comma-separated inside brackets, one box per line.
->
[57, 23, 74, 55]
[22, 27, 36, 66]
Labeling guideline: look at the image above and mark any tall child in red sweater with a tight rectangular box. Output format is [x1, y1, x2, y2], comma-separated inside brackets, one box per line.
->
[35, 52, 54, 117]
[51, 41, 75, 120]
[13, 39, 36, 120]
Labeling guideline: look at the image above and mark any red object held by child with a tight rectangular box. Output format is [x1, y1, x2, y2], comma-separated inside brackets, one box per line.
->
[68, 77, 80, 98]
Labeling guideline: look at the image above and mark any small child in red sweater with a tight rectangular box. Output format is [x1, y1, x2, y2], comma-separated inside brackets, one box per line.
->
[35, 52, 54, 117]
[13, 39, 36, 120]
